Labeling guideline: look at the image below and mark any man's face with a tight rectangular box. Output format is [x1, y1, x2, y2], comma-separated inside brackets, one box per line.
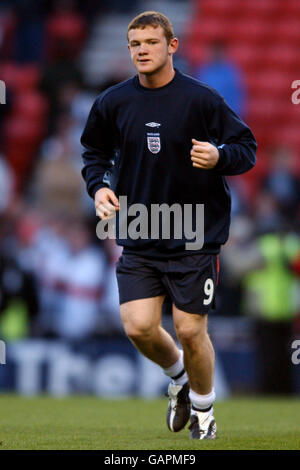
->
[128, 25, 177, 75]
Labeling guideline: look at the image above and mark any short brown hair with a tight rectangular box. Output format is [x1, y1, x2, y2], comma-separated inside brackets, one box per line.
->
[127, 11, 174, 44]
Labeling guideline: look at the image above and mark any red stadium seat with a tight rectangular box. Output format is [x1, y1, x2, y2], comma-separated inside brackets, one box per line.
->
[239, 150, 270, 199]
[5, 148, 35, 177]
[274, 126, 300, 149]
[0, 63, 41, 92]
[46, 12, 86, 59]
[273, 20, 300, 46]
[0, 9, 17, 59]
[227, 44, 264, 73]
[247, 98, 288, 126]
[284, 101, 300, 122]
[191, 19, 273, 46]
[249, 126, 274, 148]
[3, 117, 46, 190]
[277, 0, 300, 17]
[0, 62, 19, 89]
[236, 0, 281, 19]
[245, 72, 294, 99]
[251, 151, 270, 179]
[12, 92, 48, 121]
[14, 65, 41, 93]
[199, 0, 240, 19]
[263, 45, 298, 72]
[184, 0, 300, 166]
[197, 0, 281, 21]
[188, 19, 232, 45]
[3, 117, 46, 153]
[225, 20, 273, 45]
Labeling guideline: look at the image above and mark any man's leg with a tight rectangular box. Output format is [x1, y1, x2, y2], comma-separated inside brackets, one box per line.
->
[120, 296, 190, 431]
[173, 308, 214, 393]
[173, 306, 217, 439]
[120, 295, 180, 368]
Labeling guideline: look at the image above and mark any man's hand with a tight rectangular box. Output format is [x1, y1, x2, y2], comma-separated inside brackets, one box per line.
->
[190, 139, 219, 169]
[94, 188, 119, 220]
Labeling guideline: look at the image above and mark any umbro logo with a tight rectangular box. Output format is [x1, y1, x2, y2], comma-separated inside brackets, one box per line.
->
[145, 122, 161, 128]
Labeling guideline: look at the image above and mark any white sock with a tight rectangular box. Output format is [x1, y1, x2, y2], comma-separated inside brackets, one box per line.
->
[163, 350, 188, 386]
[189, 388, 215, 414]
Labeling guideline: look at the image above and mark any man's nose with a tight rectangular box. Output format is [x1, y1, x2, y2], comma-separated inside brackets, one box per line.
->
[138, 44, 148, 54]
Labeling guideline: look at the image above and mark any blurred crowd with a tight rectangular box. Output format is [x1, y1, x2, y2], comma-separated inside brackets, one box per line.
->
[0, 0, 133, 340]
[0, 0, 300, 393]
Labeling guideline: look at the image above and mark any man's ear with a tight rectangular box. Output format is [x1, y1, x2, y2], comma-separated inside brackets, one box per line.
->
[168, 37, 179, 55]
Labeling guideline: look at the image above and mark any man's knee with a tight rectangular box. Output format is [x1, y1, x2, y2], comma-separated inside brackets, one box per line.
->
[125, 322, 158, 342]
[175, 315, 208, 350]
[120, 303, 159, 342]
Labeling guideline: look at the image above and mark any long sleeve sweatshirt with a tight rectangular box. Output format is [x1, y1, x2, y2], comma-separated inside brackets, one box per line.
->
[81, 69, 257, 258]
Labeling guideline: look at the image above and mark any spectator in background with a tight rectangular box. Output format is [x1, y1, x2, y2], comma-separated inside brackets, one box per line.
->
[32, 112, 83, 217]
[28, 212, 71, 337]
[242, 226, 300, 394]
[31, 215, 119, 339]
[261, 146, 300, 228]
[69, 83, 97, 148]
[39, 110, 81, 170]
[253, 190, 284, 236]
[0, 211, 38, 340]
[53, 217, 111, 339]
[226, 176, 250, 217]
[217, 215, 264, 317]
[39, 39, 83, 133]
[195, 41, 246, 117]
[218, 203, 300, 394]
[46, 0, 86, 61]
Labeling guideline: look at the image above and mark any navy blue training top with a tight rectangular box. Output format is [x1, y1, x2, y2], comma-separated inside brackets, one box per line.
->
[81, 69, 257, 258]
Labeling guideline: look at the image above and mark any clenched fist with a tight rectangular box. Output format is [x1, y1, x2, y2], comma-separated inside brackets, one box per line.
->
[190, 139, 219, 169]
[94, 187, 119, 220]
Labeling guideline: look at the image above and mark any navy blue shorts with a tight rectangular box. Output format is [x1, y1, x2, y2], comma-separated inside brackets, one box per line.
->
[116, 252, 219, 315]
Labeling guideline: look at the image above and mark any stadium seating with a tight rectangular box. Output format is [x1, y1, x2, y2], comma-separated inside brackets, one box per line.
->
[0, 63, 41, 92]
[0, 62, 48, 192]
[187, 0, 300, 197]
[277, 0, 300, 17]
[0, 2, 89, 198]
[12, 91, 48, 121]
[0, 8, 17, 59]
[3, 116, 46, 192]
[227, 44, 264, 73]
[245, 72, 292, 99]
[46, 11, 86, 59]
[197, 0, 281, 19]
[275, 20, 300, 46]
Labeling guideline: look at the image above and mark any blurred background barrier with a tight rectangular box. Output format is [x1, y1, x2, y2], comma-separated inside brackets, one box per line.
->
[0, 333, 230, 398]
[0, 0, 300, 396]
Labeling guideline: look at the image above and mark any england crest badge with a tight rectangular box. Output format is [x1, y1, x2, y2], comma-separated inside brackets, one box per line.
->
[147, 132, 161, 154]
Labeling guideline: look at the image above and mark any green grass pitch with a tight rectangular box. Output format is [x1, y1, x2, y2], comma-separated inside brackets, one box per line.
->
[0, 395, 299, 450]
